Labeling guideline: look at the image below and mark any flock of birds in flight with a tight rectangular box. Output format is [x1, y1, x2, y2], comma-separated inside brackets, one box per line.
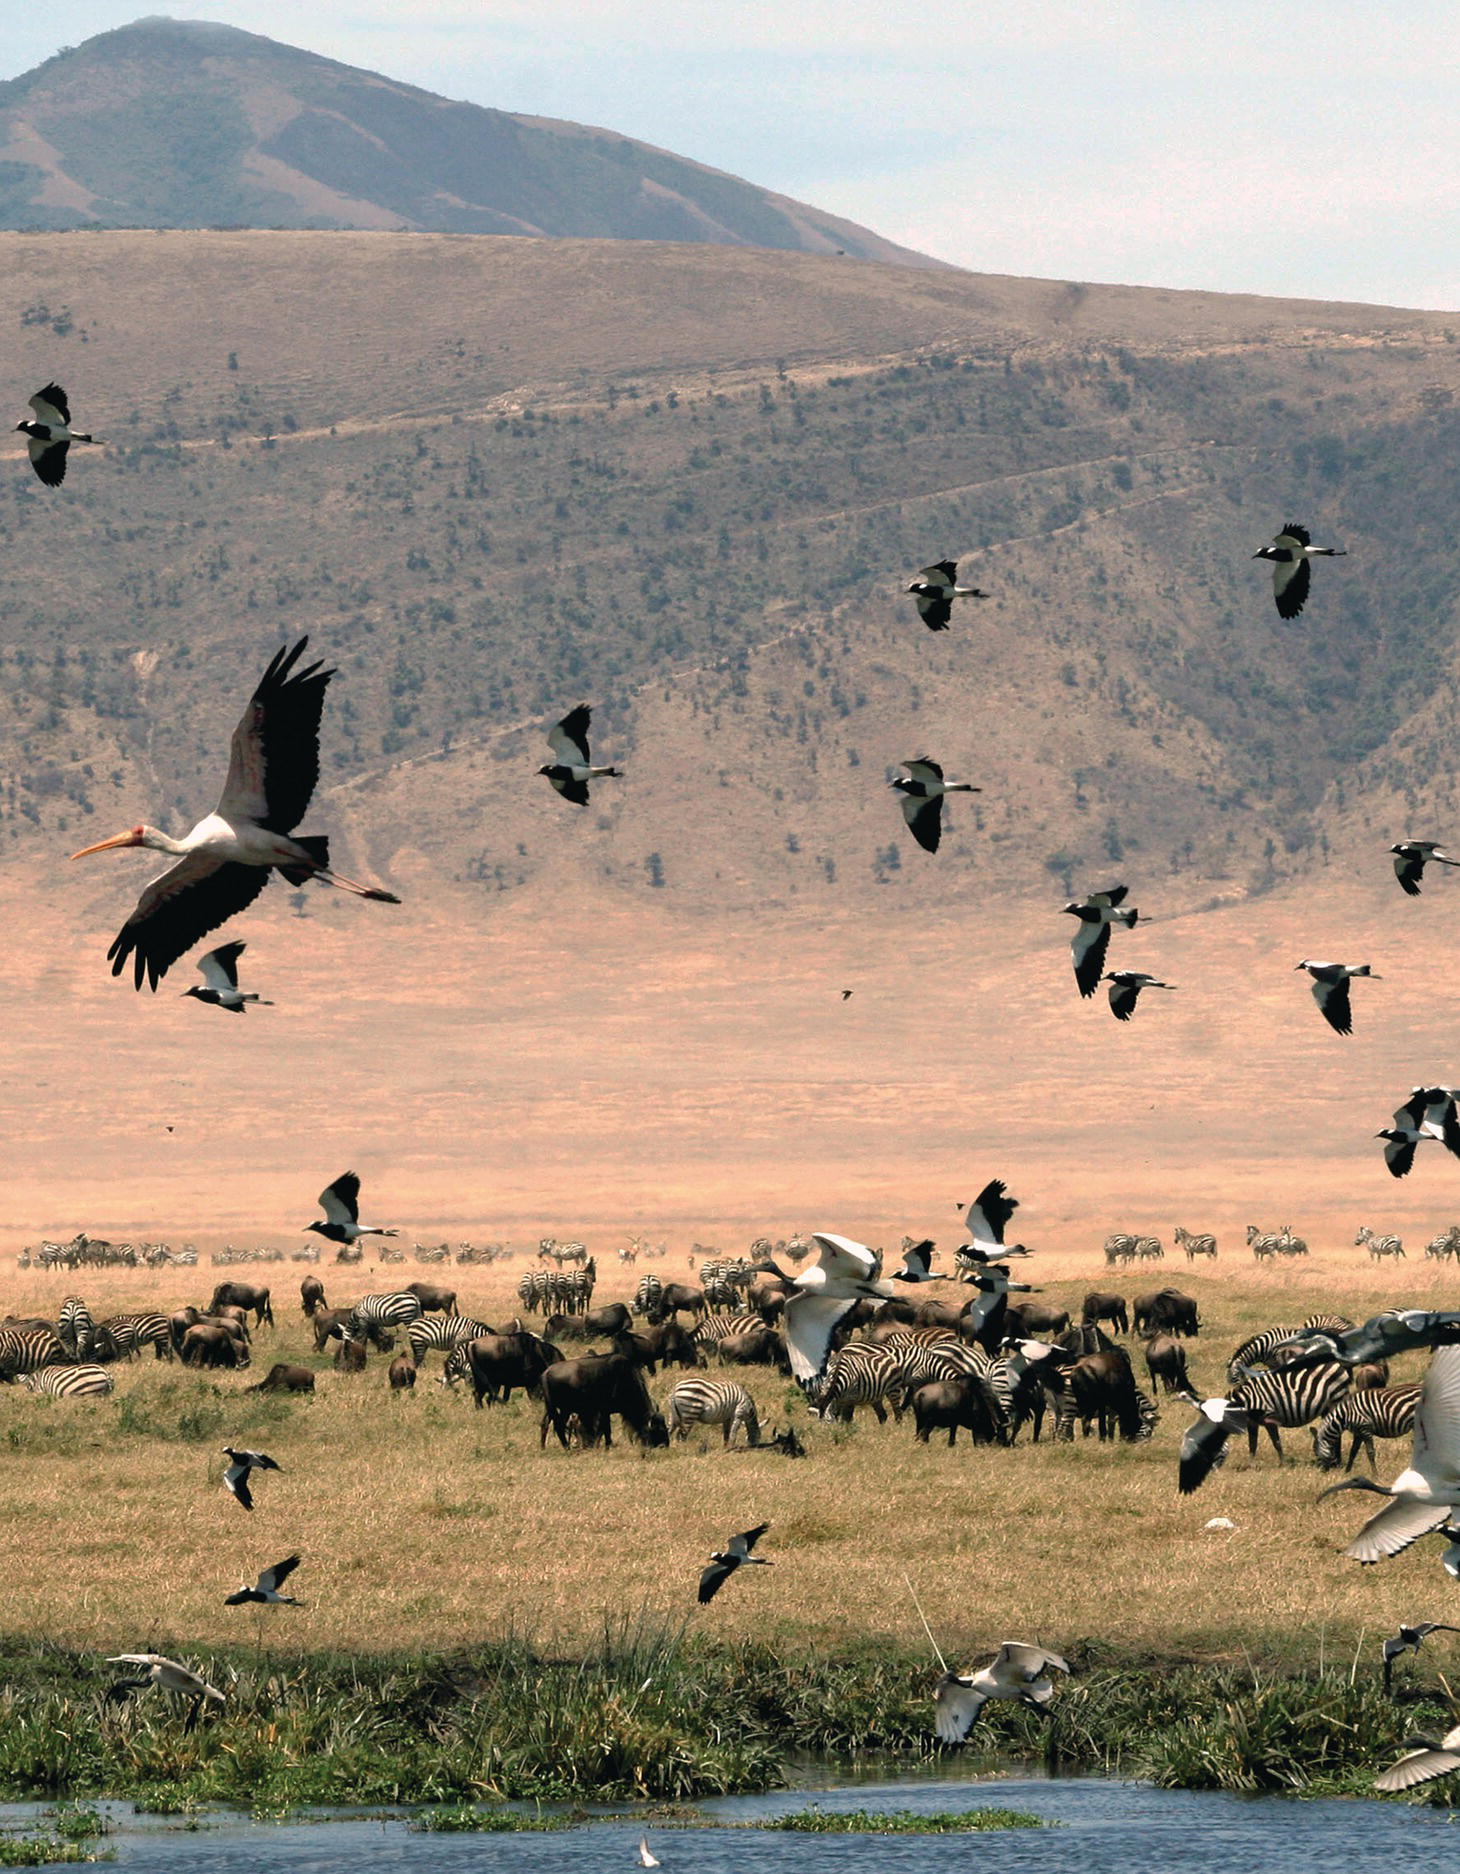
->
[17, 381, 1460, 1797]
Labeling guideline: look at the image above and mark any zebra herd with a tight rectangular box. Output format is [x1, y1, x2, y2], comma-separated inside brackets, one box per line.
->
[517, 1261, 598, 1316]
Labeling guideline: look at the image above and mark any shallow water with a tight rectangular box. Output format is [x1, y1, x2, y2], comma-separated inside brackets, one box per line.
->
[9, 1772, 1456, 1872]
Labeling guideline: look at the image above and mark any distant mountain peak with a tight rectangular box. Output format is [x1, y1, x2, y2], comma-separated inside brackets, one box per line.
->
[0, 18, 940, 264]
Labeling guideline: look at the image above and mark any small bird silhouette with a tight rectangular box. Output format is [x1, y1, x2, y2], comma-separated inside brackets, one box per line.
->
[222, 1446, 282, 1512]
[225, 1555, 304, 1606]
[698, 1522, 772, 1603]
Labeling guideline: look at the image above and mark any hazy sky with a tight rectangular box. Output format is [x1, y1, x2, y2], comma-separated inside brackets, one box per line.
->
[7, 2, 1459, 309]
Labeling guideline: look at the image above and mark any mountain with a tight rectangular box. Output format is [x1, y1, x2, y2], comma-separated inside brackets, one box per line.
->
[0, 16, 934, 264]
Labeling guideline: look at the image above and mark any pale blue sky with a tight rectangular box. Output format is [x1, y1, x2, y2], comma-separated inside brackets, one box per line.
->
[6, 2, 1459, 308]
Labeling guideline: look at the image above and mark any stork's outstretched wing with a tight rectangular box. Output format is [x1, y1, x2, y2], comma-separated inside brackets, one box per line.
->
[109, 857, 268, 992]
[217, 637, 334, 834]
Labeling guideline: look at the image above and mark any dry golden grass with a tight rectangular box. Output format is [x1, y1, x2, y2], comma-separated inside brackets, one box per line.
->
[2, 1244, 1456, 1669]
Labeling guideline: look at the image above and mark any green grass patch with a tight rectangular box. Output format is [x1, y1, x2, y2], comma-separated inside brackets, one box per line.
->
[764, 1807, 1047, 1832]
[411, 1806, 572, 1832]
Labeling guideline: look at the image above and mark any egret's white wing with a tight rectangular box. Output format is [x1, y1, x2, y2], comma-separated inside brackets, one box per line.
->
[1345, 1497, 1453, 1565]
[1375, 1735, 1460, 1793]
[933, 1676, 985, 1743]
[1413, 1344, 1460, 1479]
[995, 1641, 1068, 1680]
[782, 1292, 858, 1385]
[807, 1233, 878, 1284]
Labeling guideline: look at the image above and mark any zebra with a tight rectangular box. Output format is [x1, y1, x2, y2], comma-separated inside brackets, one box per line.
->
[57, 1296, 96, 1359]
[694, 1312, 766, 1348]
[517, 1270, 552, 1313]
[1173, 1226, 1217, 1260]
[346, 1291, 424, 1350]
[21, 1363, 114, 1399]
[1425, 1226, 1460, 1261]
[633, 1274, 665, 1318]
[1355, 1225, 1405, 1260]
[1312, 1385, 1421, 1473]
[877, 1331, 1009, 1438]
[1246, 1225, 1284, 1261]
[807, 1343, 906, 1424]
[1227, 1314, 1354, 1383]
[1276, 1226, 1309, 1258]
[1230, 1363, 1353, 1461]
[1132, 1236, 1164, 1260]
[664, 1378, 761, 1447]
[0, 1326, 67, 1376]
[699, 1258, 755, 1309]
[1103, 1234, 1139, 1266]
[406, 1314, 493, 1366]
[94, 1313, 172, 1361]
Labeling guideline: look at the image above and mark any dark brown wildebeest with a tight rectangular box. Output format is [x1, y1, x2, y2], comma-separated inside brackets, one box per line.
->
[388, 1355, 417, 1390]
[1004, 1300, 1071, 1338]
[652, 1283, 708, 1322]
[405, 1281, 456, 1315]
[1058, 1322, 1116, 1357]
[715, 1326, 789, 1374]
[208, 1282, 273, 1327]
[1060, 1347, 1145, 1441]
[334, 1335, 367, 1372]
[1082, 1291, 1128, 1335]
[911, 1378, 1000, 1447]
[463, 1331, 560, 1408]
[247, 1363, 315, 1394]
[180, 1324, 246, 1369]
[538, 1352, 670, 1450]
[311, 1305, 351, 1353]
[1133, 1288, 1200, 1337]
[631, 1319, 703, 1370]
[745, 1272, 791, 1320]
[212, 1304, 252, 1343]
[581, 1301, 633, 1338]
[300, 1276, 326, 1317]
[1143, 1331, 1190, 1395]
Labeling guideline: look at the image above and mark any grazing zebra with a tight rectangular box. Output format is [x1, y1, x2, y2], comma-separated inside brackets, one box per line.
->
[406, 1314, 493, 1366]
[1425, 1226, 1460, 1261]
[807, 1343, 906, 1424]
[1313, 1385, 1421, 1473]
[1132, 1236, 1164, 1260]
[21, 1363, 114, 1399]
[1173, 1226, 1217, 1260]
[0, 1326, 67, 1376]
[1356, 1225, 1405, 1260]
[633, 1274, 665, 1318]
[346, 1292, 424, 1349]
[1103, 1234, 1139, 1266]
[878, 1331, 1009, 1437]
[664, 1378, 761, 1447]
[1230, 1363, 1352, 1460]
[1227, 1314, 1354, 1383]
[694, 1312, 766, 1348]
[94, 1313, 172, 1361]
[699, 1258, 755, 1309]
[57, 1296, 96, 1359]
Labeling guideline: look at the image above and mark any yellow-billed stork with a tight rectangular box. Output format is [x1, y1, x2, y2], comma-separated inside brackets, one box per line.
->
[72, 637, 398, 988]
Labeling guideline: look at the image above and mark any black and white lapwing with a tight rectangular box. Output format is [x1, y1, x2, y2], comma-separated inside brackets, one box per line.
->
[1278, 1310, 1460, 1370]
[890, 1239, 939, 1281]
[1252, 523, 1346, 619]
[934, 1642, 1070, 1742]
[698, 1522, 773, 1603]
[1381, 1621, 1459, 1692]
[1391, 841, 1460, 897]
[305, 1171, 399, 1246]
[905, 560, 989, 631]
[1104, 970, 1172, 1022]
[1295, 960, 1378, 1036]
[1378, 1089, 1460, 1179]
[1063, 886, 1138, 998]
[104, 1655, 225, 1729]
[958, 1178, 1031, 1262]
[222, 1445, 282, 1512]
[888, 758, 980, 854]
[538, 705, 622, 805]
[225, 1555, 303, 1606]
[1178, 1393, 1253, 1495]
[183, 941, 272, 1013]
[15, 383, 97, 486]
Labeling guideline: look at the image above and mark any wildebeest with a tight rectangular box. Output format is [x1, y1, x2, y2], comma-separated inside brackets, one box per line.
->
[1082, 1291, 1128, 1335]
[1133, 1288, 1200, 1337]
[1143, 1331, 1190, 1395]
[246, 1363, 315, 1394]
[715, 1326, 789, 1373]
[1004, 1300, 1071, 1338]
[300, 1276, 326, 1317]
[538, 1352, 670, 1450]
[180, 1323, 247, 1369]
[208, 1282, 273, 1327]
[334, 1335, 367, 1372]
[461, 1330, 560, 1408]
[911, 1378, 1000, 1447]
[612, 1321, 703, 1374]
[581, 1301, 634, 1338]
[404, 1280, 457, 1314]
[651, 1283, 708, 1322]
[311, 1304, 352, 1352]
[1059, 1347, 1147, 1441]
[388, 1355, 417, 1390]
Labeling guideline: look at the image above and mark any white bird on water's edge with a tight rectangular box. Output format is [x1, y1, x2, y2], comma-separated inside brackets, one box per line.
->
[1320, 1345, 1460, 1562]
[71, 637, 399, 989]
[637, 1840, 661, 1868]
[904, 1574, 1067, 1743]
[103, 1654, 225, 1728]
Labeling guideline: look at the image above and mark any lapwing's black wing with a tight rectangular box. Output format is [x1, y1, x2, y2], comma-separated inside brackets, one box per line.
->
[1394, 849, 1426, 896]
[1071, 919, 1112, 997]
[1108, 977, 1140, 1022]
[322, 1172, 362, 1226]
[548, 707, 592, 766]
[901, 793, 943, 853]
[545, 767, 591, 805]
[1273, 553, 1311, 620]
[28, 439, 70, 486]
[259, 1555, 301, 1593]
[1313, 975, 1353, 1036]
[29, 384, 70, 427]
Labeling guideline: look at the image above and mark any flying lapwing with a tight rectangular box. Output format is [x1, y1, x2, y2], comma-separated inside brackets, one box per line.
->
[538, 705, 622, 805]
[1252, 523, 1346, 619]
[1063, 886, 1138, 998]
[888, 758, 980, 853]
[698, 1522, 773, 1603]
[15, 383, 97, 486]
[1296, 960, 1378, 1036]
[184, 941, 273, 1013]
[906, 560, 988, 631]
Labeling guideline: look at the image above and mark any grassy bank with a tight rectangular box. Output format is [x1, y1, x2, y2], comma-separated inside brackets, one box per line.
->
[0, 1629, 1449, 1811]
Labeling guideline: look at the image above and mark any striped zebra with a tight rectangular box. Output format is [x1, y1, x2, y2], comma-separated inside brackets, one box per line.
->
[1103, 1234, 1139, 1266]
[517, 1270, 552, 1313]
[94, 1313, 172, 1361]
[694, 1312, 765, 1348]
[1355, 1225, 1405, 1260]
[1245, 1225, 1285, 1261]
[663, 1378, 760, 1447]
[633, 1274, 665, 1317]
[1226, 1314, 1353, 1383]
[1173, 1226, 1217, 1260]
[407, 1314, 493, 1366]
[1230, 1363, 1352, 1461]
[699, 1258, 755, 1309]
[1132, 1236, 1163, 1260]
[807, 1343, 906, 1424]
[57, 1296, 96, 1359]
[878, 1331, 1009, 1438]
[551, 1260, 596, 1316]
[1313, 1384, 1421, 1473]
[347, 1291, 424, 1349]
[1425, 1226, 1460, 1261]
[21, 1363, 114, 1399]
[0, 1326, 67, 1376]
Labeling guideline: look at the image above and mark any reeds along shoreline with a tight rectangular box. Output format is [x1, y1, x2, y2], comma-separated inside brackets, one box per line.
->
[0, 1628, 1449, 1810]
